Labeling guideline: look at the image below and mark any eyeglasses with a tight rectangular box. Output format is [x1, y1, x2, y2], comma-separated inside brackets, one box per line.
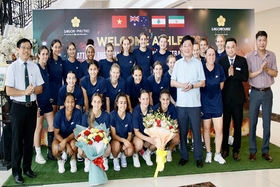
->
[20, 46, 32, 50]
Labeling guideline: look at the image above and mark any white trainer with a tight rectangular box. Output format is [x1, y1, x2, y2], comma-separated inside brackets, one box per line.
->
[214, 153, 226, 164]
[113, 158, 121, 171]
[35, 153, 46, 164]
[57, 160, 65, 173]
[132, 153, 141, 168]
[109, 153, 114, 159]
[84, 158, 90, 172]
[70, 159, 77, 173]
[103, 157, 109, 171]
[205, 152, 212, 163]
[61, 151, 67, 162]
[120, 152, 127, 168]
[166, 150, 172, 162]
[142, 150, 153, 166]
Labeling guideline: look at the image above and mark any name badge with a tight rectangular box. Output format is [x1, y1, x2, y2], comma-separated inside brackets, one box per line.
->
[236, 67, 241, 71]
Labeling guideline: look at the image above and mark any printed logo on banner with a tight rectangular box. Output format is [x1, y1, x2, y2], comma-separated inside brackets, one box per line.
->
[112, 16, 127, 28]
[130, 16, 149, 27]
[71, 17, 80, 27]
[217, 15, 226, 26]
[168, 16, 185, 28]
[151, 16, 166, 28]
[64, 16, 90, 36]
[211, 15, 231, 35]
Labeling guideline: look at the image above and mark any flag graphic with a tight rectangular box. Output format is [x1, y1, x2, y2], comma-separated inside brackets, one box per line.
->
[168, 16, 185, 27]
[112, 16, 127, 28]
[151, 16, 166, 28]
[130, 16, 149, 27]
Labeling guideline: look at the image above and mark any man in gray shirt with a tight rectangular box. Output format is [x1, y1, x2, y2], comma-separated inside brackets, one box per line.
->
[246, 31, 278, 162]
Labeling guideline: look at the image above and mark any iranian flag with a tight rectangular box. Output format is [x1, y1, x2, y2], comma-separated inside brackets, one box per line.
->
[168, 16, 185, 28]
[151, 16, 166, 28]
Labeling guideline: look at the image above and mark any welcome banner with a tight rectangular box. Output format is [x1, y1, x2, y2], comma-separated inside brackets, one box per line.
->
[33, 9, 254, 61]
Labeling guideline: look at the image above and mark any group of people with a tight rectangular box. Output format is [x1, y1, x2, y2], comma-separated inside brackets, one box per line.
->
[5, 30, 277, 184]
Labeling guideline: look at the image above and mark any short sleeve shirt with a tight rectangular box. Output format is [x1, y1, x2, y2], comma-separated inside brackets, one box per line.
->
[5, 58, 44, 102]
[171, 57, 205, 107]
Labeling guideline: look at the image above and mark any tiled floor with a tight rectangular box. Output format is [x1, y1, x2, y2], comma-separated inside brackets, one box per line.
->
[1, 118, 280, 187]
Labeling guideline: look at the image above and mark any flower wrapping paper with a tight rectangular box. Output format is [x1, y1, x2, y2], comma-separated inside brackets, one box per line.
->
[74, 122, 111, 186]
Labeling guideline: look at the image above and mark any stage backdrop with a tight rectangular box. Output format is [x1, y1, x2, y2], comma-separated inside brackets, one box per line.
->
[33, 9, 255, 61]
[33, 9, 254, 142]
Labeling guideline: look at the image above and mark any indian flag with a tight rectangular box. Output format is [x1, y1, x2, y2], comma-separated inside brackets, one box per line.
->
[168, 16, 185, 28]
[151, 16, 166, 28]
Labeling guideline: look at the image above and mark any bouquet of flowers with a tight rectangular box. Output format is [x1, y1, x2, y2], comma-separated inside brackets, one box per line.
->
[143, 109, 178, 178]
[74, 122, 111, 186]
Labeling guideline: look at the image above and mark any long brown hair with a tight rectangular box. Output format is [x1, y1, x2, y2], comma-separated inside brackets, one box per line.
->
[87, 93, 103, 128]
[114, 92, 130, 112]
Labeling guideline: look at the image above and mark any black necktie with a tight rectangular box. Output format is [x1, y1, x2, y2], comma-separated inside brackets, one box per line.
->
[24, 62, 30, 102]
[230, 59, 234, 66]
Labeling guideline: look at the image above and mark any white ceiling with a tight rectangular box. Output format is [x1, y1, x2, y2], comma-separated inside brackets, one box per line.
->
[80, 0, 280, 12]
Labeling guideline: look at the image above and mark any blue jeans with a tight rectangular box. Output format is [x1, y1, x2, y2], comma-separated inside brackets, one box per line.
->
[249, 88, 273, 154]
[177, 107, 203, 161]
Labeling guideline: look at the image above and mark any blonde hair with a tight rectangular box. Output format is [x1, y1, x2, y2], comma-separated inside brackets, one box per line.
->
[166, 54, 176, 63]
[158, 34, 168, 41]
[215, 34, 225, 42]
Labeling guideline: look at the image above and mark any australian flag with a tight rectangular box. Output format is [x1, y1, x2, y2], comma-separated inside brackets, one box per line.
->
[130, 16, 149, 28]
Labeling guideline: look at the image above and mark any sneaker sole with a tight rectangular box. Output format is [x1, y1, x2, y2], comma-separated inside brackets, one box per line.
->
[214, 158, 226, 164]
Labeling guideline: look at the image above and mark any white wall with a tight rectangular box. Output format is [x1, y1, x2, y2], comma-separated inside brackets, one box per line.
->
[255, 6, 280, 114]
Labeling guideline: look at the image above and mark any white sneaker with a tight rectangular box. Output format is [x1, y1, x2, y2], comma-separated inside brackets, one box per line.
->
[133, 153, 141, 168]
[109, 153, 114, 159]
[205, 152, 212, 163]
[142, 150, 153, 166]
[57, 160, 65, 173]
[120, 152, 127, 168]
[214, 153, 226, 164]
[103, 157, 109, 171]
[166, 150, 172, 162]
[35, 153, 46, 164]
[61, 151, 67, 162]
[70, 159, 77, 173]
[113, 158, 121, 171]
[77, 153, 83, 162]
[84, 158, 90, 172]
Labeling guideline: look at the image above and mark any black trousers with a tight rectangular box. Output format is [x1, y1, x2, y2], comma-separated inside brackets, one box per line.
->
[10, 101, 37, 176]
[222, 102, 243, 154]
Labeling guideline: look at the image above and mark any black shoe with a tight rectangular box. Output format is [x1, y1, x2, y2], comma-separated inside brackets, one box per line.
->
[196, 160, 203, 168]
[14, 175, 24, 184]
[24, 170, 37, 178]
[47, 149, 56, 160]
[178, 158, 188, 166]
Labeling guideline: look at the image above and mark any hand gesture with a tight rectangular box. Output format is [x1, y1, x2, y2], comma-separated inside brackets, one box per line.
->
[260, 60, 268, 72]
[228, 65, 234, 76]
[122, 139, 131, 150]
[25, 83, 34, 95]
[181, 82, 191, 92]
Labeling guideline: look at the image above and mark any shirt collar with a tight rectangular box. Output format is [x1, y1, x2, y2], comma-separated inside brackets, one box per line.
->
[254, 50, 269, 57]
[18, 58, 30, 65]
[228, 55, 236, 61]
